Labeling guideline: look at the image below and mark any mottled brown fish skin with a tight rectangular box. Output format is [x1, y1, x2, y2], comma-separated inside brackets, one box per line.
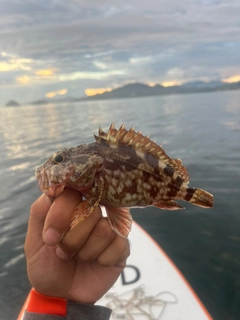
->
[35, 124, 214, 237]
[89, 142, 212, 209]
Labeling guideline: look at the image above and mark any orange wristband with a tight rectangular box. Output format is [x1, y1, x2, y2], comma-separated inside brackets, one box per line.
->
[26, 289, 67, 316]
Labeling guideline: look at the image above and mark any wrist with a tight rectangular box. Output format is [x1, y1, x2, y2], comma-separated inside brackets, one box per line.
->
[26, 288, 67, 316]
[20, 288, 112, 320]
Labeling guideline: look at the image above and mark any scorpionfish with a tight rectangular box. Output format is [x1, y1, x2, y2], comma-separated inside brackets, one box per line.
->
[36, 124, 214, 237]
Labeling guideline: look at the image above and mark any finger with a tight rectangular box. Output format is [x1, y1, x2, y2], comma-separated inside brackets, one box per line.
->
[42, 188, 82, 246]
[97, 235, 130, 267]
[75, 218, 116, 261]
[25, 194, 52, 257]
[59, 206, 102, 258]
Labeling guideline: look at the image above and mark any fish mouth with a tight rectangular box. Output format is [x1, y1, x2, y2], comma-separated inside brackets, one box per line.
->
[42, 183, 65, 199]
[35, 167, 66, 199]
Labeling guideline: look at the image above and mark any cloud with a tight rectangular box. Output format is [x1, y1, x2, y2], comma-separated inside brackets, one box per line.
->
[85, 87, 112, 96]
[161, 80, 183, 87]
[16, 75, 31, 84]
[35, 69, 56, 76]
[129, 56, 153, 65]
[1, 1, 239, 61]
[58, 89, 68, 95]
[223, 75, 240, 83]
[45, 88, 68, 98]
[0, 0, 240, 105]
[0, 52, 33, 71]
[58, 70, 126, 82]
[14, 68, 57, 86]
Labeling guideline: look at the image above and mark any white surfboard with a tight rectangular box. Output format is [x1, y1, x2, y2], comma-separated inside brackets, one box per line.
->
[98, 221, 212, 320]
[18, 221, 212, 320]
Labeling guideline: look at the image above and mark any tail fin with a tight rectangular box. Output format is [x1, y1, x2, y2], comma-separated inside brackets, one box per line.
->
[185, 188, 213, 208]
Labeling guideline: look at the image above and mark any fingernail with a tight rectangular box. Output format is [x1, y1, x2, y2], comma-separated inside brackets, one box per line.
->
[43, 228, 61, 246]
[56, 247, 70, 260]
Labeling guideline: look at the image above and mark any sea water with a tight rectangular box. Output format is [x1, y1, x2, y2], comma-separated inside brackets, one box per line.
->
[0, 91, 240, 319]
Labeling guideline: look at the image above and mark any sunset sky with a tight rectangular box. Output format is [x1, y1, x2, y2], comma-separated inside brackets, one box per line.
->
[0, 0, 240, 106]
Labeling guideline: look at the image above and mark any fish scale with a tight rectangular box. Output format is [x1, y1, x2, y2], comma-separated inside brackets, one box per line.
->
[35, 123, 214, 238]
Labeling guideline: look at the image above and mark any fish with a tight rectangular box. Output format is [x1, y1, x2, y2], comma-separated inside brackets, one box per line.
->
[35, 124, 214, 238]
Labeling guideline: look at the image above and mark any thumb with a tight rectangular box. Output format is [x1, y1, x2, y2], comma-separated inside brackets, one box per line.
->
[24, 194, 52, 258]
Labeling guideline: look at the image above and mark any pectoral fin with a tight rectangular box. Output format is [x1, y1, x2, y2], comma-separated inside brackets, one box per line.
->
[106, 206, 132, 238]
[70, 198, 96, 229]
[154, 200, 184, 210]
[70, 176, 105, 229]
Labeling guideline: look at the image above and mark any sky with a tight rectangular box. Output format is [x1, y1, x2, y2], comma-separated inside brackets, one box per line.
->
[0, 0, 240, 106]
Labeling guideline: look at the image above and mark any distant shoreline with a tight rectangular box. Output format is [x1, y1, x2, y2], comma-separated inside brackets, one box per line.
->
[5, 80, 240, 107]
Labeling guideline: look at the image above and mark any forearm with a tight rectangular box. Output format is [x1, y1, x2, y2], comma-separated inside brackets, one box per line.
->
[21, 289, 111, 320]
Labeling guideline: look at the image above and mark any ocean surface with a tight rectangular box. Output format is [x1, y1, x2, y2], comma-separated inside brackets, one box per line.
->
[0, 91, 240, 319]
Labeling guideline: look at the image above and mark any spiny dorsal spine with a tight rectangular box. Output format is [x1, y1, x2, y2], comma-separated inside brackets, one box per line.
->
[94, 123, 189, 183]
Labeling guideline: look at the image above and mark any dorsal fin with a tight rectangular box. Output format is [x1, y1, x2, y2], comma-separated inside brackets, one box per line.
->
[170, 158, 189, 183]
[94, 123, 189, 183]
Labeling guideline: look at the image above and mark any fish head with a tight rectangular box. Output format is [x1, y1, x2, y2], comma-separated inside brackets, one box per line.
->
[35, 146, 103, 199]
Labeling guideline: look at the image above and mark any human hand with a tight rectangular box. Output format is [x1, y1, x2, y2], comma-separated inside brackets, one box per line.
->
[24, 188, 130, 304]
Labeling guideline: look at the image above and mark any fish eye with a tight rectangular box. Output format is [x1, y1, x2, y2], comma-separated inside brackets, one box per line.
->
[53, 154, 64, 163]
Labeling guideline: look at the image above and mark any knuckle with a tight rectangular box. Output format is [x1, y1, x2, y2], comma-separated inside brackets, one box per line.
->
[93, 218, 112, 238]
[117, 237, 130, 254]
[97, 255, 113, 267]
[124, 244, 130, 259]
[76, 251, 89, 262]
[114, 239, 130, 262]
